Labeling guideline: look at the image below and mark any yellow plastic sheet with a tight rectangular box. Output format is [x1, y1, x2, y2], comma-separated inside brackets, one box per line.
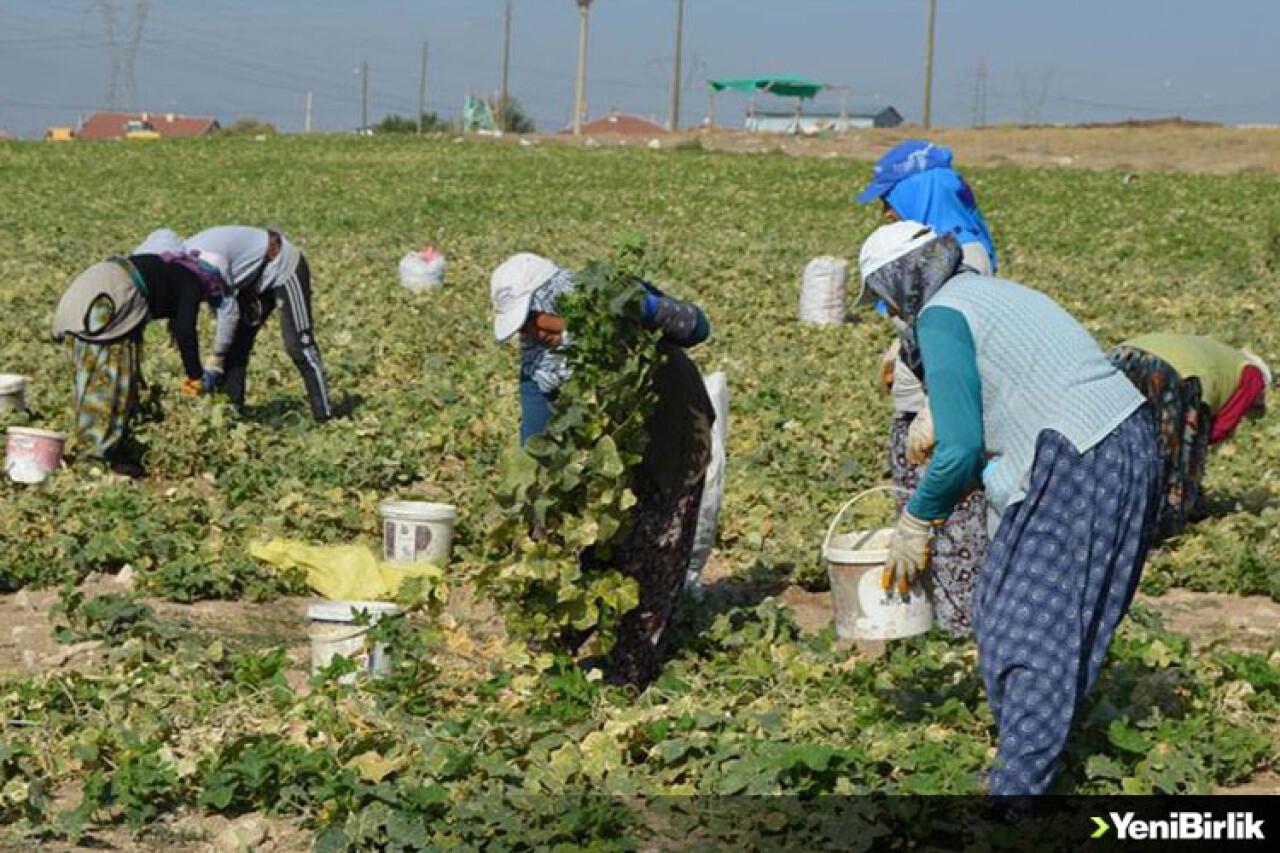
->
[250, 539, 444, 601]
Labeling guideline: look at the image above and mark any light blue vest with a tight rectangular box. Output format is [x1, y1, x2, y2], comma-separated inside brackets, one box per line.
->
[924, 273, 1143, 524]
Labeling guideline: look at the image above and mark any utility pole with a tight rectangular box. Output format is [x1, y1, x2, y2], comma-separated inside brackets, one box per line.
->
[922, 0, 937, 128]
[573, 0, 592, 135]
[667, 0, 685, 132]
[360, 59, 370, 131]
[499, 1, 512, 131]
[418, 41, 429, 134]
[972, 58, 988, 127]
[304, 90, 313, 133]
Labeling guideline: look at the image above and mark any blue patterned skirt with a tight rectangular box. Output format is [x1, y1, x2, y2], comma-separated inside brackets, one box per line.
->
[976, 407, 1159, 795]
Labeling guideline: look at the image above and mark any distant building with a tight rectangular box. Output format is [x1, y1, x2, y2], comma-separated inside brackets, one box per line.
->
[745, 107, 902, 134]
[575, 112, 669, 136]
[78, 111, 220, 141]
[45, 126, 75, 142]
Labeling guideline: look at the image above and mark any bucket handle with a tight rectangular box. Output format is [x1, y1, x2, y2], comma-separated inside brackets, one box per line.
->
[822, 486, 910, 555]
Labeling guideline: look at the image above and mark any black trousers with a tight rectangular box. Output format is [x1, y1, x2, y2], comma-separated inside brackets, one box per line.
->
[223, 256, 332, 422]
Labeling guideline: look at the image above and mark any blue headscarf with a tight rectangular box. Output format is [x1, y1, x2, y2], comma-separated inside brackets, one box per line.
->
[884, 168, 998, 273]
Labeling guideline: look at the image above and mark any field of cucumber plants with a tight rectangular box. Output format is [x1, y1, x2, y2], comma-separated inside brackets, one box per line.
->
[0, 135, 1278, 850]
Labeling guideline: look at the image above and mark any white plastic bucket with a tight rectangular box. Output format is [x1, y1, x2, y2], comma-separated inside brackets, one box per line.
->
[0, 374, 26, 413]
[308, 600, 402, 682]
[380, 501, 457, 565]
[822, 487, 933, 640]
[5, 427, 67, 484]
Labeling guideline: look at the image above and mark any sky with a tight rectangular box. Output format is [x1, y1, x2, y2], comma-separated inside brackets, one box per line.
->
[2, 0, 1278, 138]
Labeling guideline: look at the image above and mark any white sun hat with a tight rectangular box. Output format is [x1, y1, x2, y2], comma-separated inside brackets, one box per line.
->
[857, 221, 939, 284]
[491, 253, 560, 342]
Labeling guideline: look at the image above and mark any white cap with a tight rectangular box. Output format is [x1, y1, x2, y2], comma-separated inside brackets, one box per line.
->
[491, 253, 560, 342]
[858, 221, 939, 284]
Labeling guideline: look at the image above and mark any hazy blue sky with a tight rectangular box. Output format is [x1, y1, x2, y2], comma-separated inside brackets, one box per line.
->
[2, 0, 1278, 138]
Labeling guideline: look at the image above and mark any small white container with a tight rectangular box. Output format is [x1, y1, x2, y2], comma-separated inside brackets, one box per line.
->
[0, 374, 26, 413]
[380, 501, 457, 566]
[5, 427, 66, 484]
[307, 600, 402, 682]
[823, 488, 933, 640]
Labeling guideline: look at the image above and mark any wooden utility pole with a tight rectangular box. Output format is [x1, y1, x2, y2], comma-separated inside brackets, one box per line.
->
[360, 59, 369, 131]
[667, 0, 685, 131]
[418, 41, 429, 133]
[499, 1, 512, 131]
[922, 0, 937, 128]
[573, 0, 592, 135]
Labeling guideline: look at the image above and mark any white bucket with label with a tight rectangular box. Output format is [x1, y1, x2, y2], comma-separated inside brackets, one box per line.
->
[308, 601, 402, 682]
[5, 427, 67, 484]
[0, 374, 26, 413]
[380, 501, 457, 566]
[822, 487, 933, 640]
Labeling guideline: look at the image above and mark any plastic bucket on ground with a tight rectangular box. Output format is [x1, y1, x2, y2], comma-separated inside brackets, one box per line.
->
[5, 427, 66, 484]
[0, 374, 26, 413]
[380, 501, 457, 565]
[822, 487, 933, 640]
[307, 600, 402, 682]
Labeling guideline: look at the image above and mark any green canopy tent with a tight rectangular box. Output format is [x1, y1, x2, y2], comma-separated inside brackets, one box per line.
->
[708, 77, 826, 130]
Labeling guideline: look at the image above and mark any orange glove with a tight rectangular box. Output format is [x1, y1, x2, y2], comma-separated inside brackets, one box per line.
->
[180, 376, 202, 397]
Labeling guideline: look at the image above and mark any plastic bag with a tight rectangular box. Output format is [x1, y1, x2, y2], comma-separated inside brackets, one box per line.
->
[399, 247, 446, 292]
[799, 256, 847, 326]
[686, 371, 728, 592]
[250, 539, 444, 601]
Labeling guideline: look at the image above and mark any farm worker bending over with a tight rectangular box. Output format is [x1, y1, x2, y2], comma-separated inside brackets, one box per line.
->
[858, 222, 1159, 795]
[857, 139, 998, 637]
[183, 226, 333, 423]
[490, 253, 713, 688]
[51, 247, 235, 477]
[1110, 333, 1270, 542]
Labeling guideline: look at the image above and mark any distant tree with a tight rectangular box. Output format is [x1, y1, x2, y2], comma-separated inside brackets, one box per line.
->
[221, 116, 277, 136]
[375, 112, 445, 134]
[495, 98, 536, 134]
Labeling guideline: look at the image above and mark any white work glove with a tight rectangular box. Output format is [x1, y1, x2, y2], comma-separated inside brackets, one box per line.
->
[883, 511, 933, 595]
[906, 404, 936, 466]
[877, 339, 900, 393]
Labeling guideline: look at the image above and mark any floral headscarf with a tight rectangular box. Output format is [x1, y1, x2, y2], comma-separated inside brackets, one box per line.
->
[863, 233, 963, 380]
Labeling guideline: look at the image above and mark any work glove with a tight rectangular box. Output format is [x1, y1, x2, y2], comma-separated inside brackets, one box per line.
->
[179, 376, 202, 398]
[882, 510, 933, 595]
[201, 367, 224, 393]
[877, 339, 900, 393]
[906, 404, 936, 466]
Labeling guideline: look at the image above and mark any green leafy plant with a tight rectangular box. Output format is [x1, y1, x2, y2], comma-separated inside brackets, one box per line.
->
[482, 244, 663, 655]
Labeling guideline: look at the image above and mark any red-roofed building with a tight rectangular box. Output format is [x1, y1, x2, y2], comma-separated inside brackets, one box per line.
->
[78, 111, 220, 141]
[574, 112, 669, 136]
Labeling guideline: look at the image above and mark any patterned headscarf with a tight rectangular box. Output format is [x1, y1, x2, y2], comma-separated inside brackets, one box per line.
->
[520, 269, 578, 394]
[863, 233, 963, 380]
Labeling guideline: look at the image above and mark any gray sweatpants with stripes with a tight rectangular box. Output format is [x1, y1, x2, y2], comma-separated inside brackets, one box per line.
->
[223, 255, 333, 422]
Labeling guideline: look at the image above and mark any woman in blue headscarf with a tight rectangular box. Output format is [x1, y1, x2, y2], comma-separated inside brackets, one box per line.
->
[857, 139, 998, 638]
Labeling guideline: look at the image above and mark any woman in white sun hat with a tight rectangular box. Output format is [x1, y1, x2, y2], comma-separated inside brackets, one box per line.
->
[490, 253, 713, 688]
[857, 221, 1160, 796]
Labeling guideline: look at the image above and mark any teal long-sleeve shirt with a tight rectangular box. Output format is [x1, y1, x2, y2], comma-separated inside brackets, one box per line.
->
[905, 307, 986, 521]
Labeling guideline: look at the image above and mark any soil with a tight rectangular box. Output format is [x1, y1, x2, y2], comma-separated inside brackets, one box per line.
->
[532, 122, 1280, 174]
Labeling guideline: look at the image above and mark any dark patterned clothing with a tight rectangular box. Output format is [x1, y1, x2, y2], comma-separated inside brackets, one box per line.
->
[890, 412, 987, 637]
[977, 409, 1159, 795]
[604, 474, 705, 687]
[1109, 346, 1210, 542]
